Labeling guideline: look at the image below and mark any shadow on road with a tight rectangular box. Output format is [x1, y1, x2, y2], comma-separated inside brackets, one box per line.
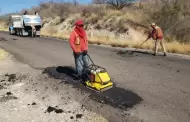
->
[42, 66, 143, 111]
[56, 66, 77, 80]
[42, 66, 78, 81]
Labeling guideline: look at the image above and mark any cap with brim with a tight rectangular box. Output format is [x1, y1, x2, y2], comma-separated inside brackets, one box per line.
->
[151, 23, 156, 26]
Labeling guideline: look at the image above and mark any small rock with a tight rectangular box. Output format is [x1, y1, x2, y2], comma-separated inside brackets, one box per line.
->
[47, 106, 55, 113]
[32, 102, 37, 105]
[55, 109, 63, 113]
[0, 80, 5, 82]
[81, 105, 85, 110]
[70, 116, 74, 119]
[76, 114, 83, 119]
[6, 92, 12, 96]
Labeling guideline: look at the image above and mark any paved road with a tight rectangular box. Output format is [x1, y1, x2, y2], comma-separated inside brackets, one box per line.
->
[0, 31, 190, 122]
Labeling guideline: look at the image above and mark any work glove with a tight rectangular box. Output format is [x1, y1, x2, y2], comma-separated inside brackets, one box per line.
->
[82, 50, 88, 55]
[74, 52, 81, 57]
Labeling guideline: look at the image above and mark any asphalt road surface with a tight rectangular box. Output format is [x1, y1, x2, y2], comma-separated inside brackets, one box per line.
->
[0, 31, 190, 122]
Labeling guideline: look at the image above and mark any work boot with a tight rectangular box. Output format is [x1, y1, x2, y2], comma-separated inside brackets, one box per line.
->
[152, 53, 157, 56]
[74, 74, 82, 81]
[164, 52, 167, 56]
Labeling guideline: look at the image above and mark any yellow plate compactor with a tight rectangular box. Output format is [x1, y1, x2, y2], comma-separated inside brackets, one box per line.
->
[81, 54, 113, 92]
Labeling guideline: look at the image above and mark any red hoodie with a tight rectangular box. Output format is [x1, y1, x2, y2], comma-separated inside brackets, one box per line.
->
[69, 20, 88, 53]
[69, 30, 88, 53]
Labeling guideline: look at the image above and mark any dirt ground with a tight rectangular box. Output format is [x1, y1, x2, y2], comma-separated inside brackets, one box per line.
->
[0, 53, 110, 122]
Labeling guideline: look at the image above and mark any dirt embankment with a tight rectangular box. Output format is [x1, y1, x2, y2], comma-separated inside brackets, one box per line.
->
[41, 16, 147, 43]
[40, 16, 190, 55]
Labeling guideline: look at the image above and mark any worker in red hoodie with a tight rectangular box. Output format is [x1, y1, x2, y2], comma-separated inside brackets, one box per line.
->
[69, 20, 89, 78]
[147, 23, 167, 56]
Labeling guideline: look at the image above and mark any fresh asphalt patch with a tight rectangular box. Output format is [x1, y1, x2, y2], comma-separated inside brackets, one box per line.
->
[42, 66, 143, 111]
[115, 50, 153, 57]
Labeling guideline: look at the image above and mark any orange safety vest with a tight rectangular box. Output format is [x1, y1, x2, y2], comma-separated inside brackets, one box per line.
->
[74, 31, 81, 53]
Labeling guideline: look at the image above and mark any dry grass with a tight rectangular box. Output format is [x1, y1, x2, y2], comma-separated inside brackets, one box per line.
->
[41, 28, 190, 55]
[0, 28, 7, 31]
[165, 41, 190, 54]
[1, 0, 190, 55]
[40, 27, 71, 39]
[1, 22, 190, 55]
[0, 22, 8, 31]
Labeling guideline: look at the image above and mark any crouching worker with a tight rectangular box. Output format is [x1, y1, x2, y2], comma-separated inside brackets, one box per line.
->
[69, 20, 89, 78]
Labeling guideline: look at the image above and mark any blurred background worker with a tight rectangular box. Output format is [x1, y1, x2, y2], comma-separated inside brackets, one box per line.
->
[31, 24, 36, 37]
[147, 23, 167, 56]
[23, 11, 27, 15]
[34, 11, 38, 15]
[69, 20, 89, 78]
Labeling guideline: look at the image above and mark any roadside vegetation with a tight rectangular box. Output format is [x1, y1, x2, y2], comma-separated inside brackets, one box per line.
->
[0, 0, 190, 54]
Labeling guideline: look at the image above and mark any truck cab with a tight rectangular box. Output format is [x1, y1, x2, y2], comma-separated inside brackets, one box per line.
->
[9, 14, 42, 37]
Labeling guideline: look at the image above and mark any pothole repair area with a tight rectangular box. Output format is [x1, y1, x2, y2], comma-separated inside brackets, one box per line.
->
[43, 66, 143, 111]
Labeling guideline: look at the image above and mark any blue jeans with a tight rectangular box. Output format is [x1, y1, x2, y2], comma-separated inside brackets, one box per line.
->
[74, 53, 89, 76]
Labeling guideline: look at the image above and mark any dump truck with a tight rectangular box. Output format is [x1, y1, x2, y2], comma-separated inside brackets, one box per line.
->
[9, 15, 42, 37]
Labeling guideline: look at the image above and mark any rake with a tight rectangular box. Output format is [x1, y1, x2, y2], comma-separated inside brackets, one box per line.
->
[129, 39, 149, 55]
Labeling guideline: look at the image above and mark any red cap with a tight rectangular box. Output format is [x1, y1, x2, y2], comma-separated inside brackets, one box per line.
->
[75, 20, 84, 26]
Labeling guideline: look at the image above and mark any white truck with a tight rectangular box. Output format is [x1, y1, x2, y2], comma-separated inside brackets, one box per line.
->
[9, 15, 42, 37]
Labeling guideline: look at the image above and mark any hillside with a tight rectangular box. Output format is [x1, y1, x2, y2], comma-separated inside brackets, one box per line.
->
[1, 0, 190, 54]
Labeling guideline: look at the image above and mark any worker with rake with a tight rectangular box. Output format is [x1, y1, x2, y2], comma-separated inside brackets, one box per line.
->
[69, 20, 89, 79]
[147, 23, 167, 56]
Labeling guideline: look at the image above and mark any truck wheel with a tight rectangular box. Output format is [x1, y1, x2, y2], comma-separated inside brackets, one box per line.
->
[9, 29, 12, 35]
[16, 29, 18, 36]
[19, 29, 22, 37]
[20, 29, 24, 37]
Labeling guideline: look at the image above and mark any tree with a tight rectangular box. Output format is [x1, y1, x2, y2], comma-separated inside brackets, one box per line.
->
[73, 0, 78, 6]
[106, 0, 135, 10]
